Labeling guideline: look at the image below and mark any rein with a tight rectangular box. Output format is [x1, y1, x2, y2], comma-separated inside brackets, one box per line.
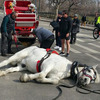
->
[52, 61, 100, 100]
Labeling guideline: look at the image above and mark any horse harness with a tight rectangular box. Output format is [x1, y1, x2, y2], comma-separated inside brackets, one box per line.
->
[36, 49, 58, 72]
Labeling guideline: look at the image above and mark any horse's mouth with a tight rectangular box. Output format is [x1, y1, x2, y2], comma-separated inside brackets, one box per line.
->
[77, 78, 88, 86]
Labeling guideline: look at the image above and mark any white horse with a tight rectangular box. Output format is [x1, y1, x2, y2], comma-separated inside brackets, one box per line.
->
[0, 46, 99, 85]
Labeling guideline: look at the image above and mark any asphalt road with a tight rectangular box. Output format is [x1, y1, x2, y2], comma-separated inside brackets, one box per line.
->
[0, 13, 100, 100]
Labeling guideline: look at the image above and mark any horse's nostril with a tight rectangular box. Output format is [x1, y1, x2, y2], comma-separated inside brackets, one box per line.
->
[78, 78, 83, 84]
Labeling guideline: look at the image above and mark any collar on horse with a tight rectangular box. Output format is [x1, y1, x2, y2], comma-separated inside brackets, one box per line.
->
[70, 61, 97, 83]
[36, 49, 58, 72]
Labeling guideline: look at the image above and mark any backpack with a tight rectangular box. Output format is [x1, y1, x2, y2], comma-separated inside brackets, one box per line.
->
[50, 21, 59, 29]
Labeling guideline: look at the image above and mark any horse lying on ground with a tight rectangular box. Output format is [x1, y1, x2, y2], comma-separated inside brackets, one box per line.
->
[0, 46, 99, 85]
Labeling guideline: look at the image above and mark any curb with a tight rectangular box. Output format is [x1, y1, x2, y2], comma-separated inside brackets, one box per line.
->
[80, 26, 94, 31]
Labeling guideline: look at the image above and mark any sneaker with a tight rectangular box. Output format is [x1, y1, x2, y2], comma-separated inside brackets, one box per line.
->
[59, 52, 65, 55]
[66, 53, 69, 57]
[54, 46, 59, 50]
[59, 47, 62, 51]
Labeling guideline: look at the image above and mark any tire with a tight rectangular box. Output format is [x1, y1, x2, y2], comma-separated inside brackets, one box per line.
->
[93, 28, 99, 39]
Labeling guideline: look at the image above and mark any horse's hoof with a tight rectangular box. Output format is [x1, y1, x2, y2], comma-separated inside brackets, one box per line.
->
[0, 70, 5, 76]
[19, 73, 29, 82]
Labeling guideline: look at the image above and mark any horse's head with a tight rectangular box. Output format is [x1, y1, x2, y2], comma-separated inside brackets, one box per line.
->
[78, 65, 100, 86]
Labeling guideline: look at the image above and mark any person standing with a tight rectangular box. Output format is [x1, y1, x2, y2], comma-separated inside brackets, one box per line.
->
[33, 27, 54, 49]
[0, 12, 18, 56]
[58, 10, 72, 57]
[94, 13, 98, 27]
[70, 14, 80, 44]
[53, 12, 62, 51]
[81, 15, 86, 26]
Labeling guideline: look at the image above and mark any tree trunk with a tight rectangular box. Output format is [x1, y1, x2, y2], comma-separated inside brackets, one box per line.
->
[55, 4, 60, 20]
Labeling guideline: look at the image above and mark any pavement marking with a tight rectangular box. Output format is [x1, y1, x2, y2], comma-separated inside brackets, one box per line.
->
[70, 47, 81, 53]
[85, 53, 100, 61]
[78, 33, 92, 38]
[75, 43, 99, 53]
[77, 33, 95, 42]
[88, 43, 100, 48]
[77, 38, 85, 42]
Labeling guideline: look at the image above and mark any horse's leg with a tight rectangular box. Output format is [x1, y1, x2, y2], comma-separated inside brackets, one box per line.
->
[0, 64, 27, 76]
[20, 73, 41, 82]
[0, 50, 28, 68]
[20, 65, 54, 82]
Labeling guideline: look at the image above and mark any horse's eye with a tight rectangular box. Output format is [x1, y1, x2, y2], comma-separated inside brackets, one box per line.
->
[84, 78, 87, 82]
[88, 69, 91, 72]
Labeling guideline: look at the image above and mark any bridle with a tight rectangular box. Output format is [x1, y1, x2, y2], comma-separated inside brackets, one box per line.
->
[70, 61, 97, 85]
[79, 67, 97, 84]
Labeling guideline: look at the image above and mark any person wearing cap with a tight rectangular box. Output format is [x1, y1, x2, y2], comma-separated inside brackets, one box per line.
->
[70, 14, 80, 44]
[58, 10, 72, 57]
[0, 12, 18, 56]
[33, 26, 54, 49]
[53, 11, 62, 51]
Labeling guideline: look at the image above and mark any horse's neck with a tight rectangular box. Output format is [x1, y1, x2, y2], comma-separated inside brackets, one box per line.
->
[66, 62, 73, 73]
[68, 62, 84, 74]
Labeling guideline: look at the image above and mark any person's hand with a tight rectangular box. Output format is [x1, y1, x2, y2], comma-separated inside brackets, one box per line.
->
[12, 31, 16, 35]
[13, 34, 17, 43]
[5, 32, 8, 38]
[52, 29, 54, 33]
[73, 23, 76, 25]
[66, 33, 69, 37]
[58, 32, 60, 36]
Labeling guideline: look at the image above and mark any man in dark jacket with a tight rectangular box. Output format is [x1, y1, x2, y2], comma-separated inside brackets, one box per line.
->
[53, 11, 62, 51]
[0, 12, 18, 56]
[70, 14, 80, 44]
[58, 10, 72, 57]
[33, 27, 54, 49]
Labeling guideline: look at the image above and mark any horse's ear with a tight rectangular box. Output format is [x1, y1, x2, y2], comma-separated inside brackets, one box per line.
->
[92, 64, 98, 69]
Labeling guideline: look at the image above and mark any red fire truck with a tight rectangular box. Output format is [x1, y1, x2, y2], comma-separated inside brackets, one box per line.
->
[4, 0, 39, 46]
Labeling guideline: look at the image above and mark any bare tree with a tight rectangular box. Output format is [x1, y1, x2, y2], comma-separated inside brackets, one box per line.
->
[67, 0, 81, 14]
[0, 0, 4, 9]
[49, 0, 66, 19]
